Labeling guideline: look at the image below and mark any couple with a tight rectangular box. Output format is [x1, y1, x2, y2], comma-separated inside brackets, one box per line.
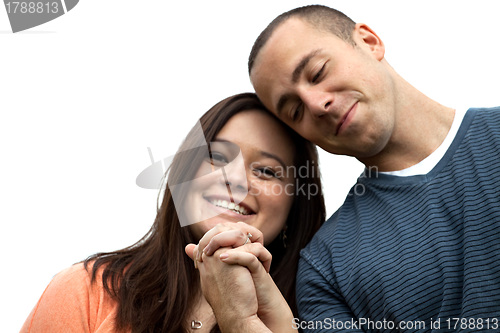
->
[22, 4, 500, 333]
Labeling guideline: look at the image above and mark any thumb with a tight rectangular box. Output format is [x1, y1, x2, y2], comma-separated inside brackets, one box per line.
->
[185, 244, 197, 261]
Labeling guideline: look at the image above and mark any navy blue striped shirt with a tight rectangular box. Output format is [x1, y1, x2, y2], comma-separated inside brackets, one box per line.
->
[297, 107, 500, 332]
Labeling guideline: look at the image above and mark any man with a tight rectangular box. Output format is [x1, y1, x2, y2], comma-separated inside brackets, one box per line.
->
[249, 5, 500, 332]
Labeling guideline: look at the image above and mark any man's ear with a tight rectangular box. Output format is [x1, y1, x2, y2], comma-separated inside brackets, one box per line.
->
[354, 23, 385, 61]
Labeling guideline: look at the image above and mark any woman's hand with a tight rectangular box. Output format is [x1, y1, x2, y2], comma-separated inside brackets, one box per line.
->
[187, 245, 294, 332]
[185, 223, 295, 332]
[214, 245, 295, 332]
[194, 246, 265, 331]
[190, 222, 270, 271]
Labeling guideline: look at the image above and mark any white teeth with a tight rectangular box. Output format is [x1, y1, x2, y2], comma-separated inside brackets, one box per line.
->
[210, 199, 250, 215]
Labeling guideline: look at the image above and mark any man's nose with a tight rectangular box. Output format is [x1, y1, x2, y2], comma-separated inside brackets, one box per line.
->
[301, 90, 333, 119]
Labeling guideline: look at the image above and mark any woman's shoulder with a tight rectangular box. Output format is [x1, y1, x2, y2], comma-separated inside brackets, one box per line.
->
[45, 261, 106, 295]
[53, 260, 120, 308]
[20, 261, 120, 332]
[53, 261, 93, 284]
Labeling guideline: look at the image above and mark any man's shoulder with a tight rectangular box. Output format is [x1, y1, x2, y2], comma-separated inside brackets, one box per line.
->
[301, 209, 345, 255]
[467, 106, 500, 122]
[463, 106, 500, 141]
[469, 106, 500, 112]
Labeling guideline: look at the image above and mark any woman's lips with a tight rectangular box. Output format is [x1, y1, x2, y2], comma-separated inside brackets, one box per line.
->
[203, 196, 255, 221]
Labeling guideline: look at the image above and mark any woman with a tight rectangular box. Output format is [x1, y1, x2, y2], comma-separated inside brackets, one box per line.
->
[21, 93, 325, 332]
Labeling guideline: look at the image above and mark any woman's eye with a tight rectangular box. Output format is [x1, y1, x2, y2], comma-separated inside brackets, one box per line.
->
[209, 152, 228, 166]
[255, 167, 278, 179]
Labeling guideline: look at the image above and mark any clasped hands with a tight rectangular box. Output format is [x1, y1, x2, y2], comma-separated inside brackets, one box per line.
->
[185, 222, 294, 332]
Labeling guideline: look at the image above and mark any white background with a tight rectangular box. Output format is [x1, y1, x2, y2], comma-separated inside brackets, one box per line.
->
[1, 1, 499, 331]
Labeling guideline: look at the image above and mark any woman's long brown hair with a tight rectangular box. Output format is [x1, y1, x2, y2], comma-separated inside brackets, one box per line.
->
[84, 93, 326, 332]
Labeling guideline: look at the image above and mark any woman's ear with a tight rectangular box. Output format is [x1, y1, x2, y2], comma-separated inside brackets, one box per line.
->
[354, 23, 385, 61]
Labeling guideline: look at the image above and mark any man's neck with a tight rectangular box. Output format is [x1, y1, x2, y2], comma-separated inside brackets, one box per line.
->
[359, 77, 456, 172]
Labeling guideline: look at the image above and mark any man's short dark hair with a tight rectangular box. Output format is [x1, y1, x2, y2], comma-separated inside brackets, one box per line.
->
[248, 5, 356, 75]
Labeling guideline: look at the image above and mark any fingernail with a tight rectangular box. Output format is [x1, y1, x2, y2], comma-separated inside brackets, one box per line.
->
[194, 259, 198, 269]
[219, 253, 229, 260]
[196, 248, 202, 261]
[203, 245, 211, 256]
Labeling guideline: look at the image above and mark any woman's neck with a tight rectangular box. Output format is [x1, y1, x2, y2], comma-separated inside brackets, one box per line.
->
[188, 294, 216, 332]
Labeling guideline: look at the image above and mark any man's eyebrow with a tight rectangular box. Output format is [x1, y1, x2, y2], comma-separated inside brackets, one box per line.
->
[276, 93, 293, 117]
[291, 49, 322, 84]
[276, 49, 322, 116]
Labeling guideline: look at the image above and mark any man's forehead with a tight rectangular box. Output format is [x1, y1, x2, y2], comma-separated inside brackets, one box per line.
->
[250, 19, 321, 113]
[252, 19, 308, 67]
[251, 18, 328, 78]
[250, 66, 279, 114]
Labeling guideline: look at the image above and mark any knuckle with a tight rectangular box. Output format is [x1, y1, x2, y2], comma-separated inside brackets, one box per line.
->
[208, 238, 219, 248]
[214, 224, 225, 231]
[252, 242, 264, 250]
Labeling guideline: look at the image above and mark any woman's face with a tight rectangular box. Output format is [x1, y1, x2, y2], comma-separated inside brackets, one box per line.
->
[186, 109, 296, 244]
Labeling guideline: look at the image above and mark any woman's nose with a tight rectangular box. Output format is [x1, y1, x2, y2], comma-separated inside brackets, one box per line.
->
[220, 152, 249, 194]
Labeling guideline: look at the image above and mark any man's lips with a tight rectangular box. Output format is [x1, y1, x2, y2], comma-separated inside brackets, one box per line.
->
[336, 102, 358, 135]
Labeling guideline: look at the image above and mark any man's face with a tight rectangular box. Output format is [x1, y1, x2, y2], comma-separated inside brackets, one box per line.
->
[251, 18, 396, 159]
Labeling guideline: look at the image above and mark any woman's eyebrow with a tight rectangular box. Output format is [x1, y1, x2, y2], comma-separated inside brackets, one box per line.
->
[260, 151, 287, 169]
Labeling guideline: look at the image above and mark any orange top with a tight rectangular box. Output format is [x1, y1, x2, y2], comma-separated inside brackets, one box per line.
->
[20, 263, 124, 333]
